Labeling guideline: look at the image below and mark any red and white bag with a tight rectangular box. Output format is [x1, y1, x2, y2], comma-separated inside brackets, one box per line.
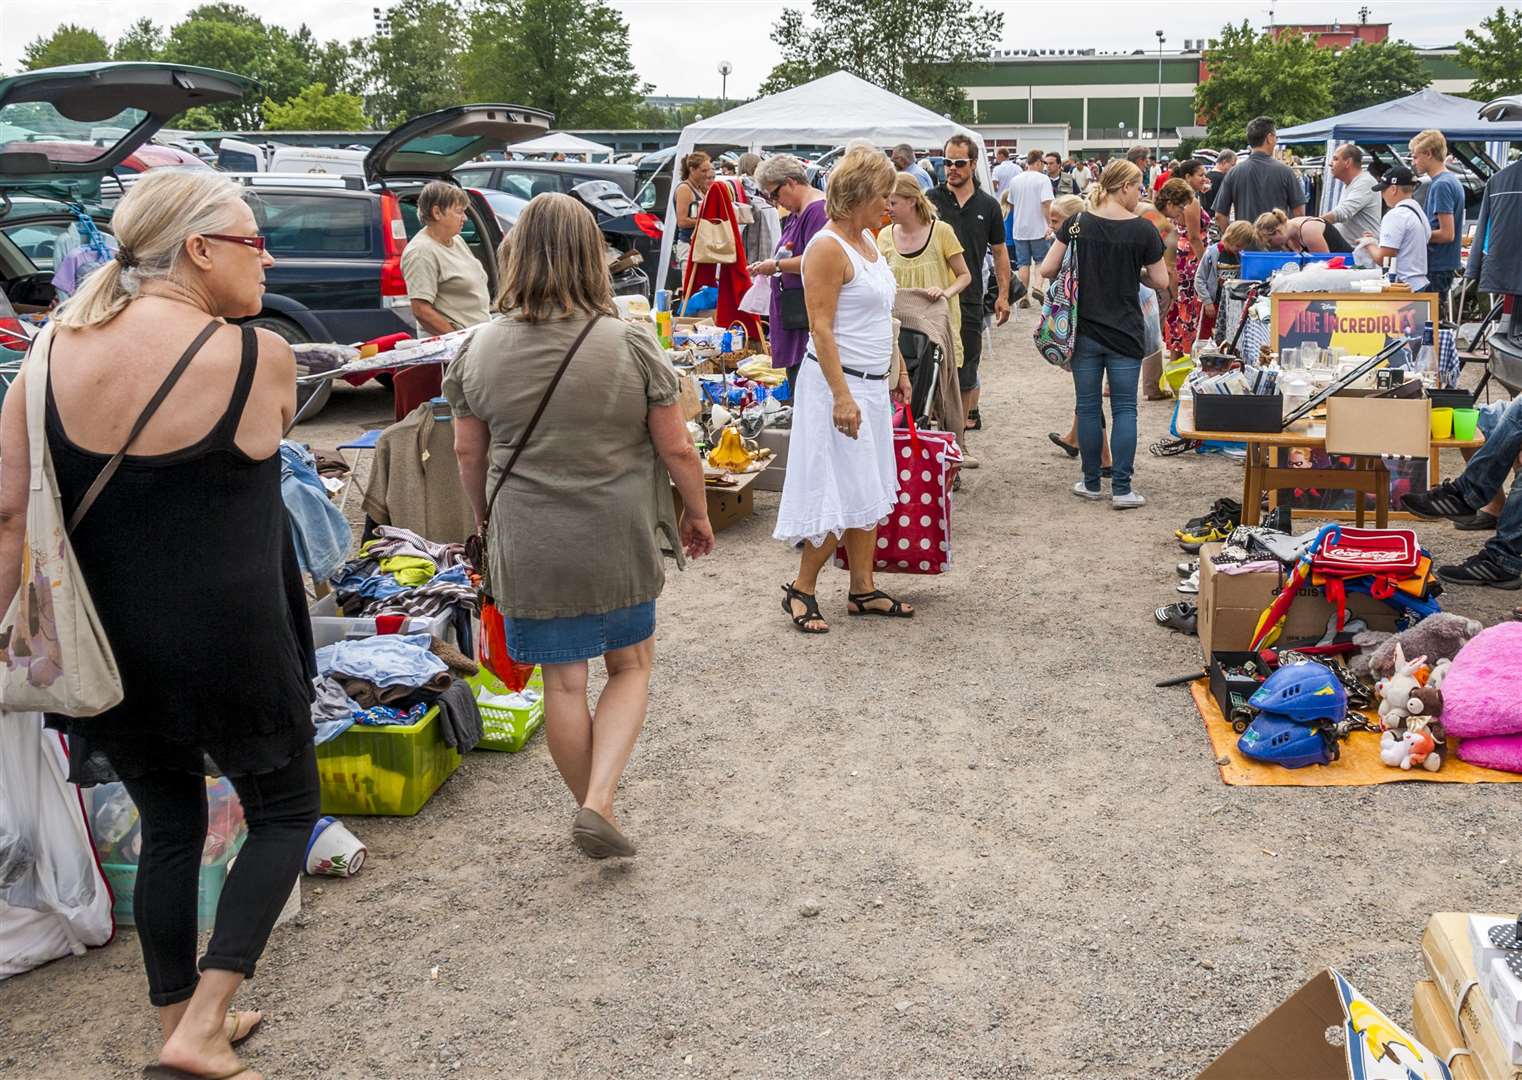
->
[835, 409, 962, 575]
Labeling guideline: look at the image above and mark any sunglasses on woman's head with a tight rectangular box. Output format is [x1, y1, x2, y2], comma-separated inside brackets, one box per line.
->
[203, 233, 267, 252]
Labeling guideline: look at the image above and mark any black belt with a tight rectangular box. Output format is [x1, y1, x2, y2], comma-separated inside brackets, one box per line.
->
[807, 352, 888, 381]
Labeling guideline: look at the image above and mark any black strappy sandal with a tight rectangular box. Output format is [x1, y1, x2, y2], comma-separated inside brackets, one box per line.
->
[781, 582, 829, 634]
[847, 589, 914, 618]
[966, 408, 982, 431]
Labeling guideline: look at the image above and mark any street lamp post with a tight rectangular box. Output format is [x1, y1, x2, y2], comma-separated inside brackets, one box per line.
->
[1155, 31, 1165, 163]
[718, 60, 733, 111]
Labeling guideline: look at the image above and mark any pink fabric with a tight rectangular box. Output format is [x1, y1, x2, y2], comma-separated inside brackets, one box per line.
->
[1457, 733, 1522, 773]
[1442, 622, 1522, 737]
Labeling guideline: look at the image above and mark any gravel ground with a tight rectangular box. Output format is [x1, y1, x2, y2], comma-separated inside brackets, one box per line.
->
[2, 307, 1518, 1080]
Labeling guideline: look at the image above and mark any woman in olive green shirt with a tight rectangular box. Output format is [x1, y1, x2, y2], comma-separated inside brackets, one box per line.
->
[445, 194, 713, 860]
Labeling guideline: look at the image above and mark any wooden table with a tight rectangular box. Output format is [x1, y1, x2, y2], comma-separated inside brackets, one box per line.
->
[1176, 402, 1484, 528]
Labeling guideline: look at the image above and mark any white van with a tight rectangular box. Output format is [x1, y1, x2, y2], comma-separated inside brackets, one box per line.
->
[216, 137, 267, 172]
[266, 146, 367, 176]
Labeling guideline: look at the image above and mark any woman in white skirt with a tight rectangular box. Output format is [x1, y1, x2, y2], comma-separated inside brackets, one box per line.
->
[776, 146, 914, 633]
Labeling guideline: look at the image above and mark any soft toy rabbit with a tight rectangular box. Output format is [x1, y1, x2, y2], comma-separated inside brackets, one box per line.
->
[1380, 727, 1441, 771]
[1375, 644, 1428, 731]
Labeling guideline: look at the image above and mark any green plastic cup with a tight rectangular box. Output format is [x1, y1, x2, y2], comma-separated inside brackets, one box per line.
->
[1452, 407, 1480, 441]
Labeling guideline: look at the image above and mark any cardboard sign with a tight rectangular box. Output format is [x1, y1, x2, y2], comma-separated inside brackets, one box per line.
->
[1199, 968, 1452, 1080]
[1270, 293, 1440, 358]
[1325, 397, 1432, 459]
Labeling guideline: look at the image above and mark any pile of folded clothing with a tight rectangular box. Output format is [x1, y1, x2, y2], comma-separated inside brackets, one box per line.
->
[330, 525, 479, 651]
[311, 633, 482, 750]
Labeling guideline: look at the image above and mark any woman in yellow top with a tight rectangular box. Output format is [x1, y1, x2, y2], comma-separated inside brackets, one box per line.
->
[876, 172, 972, 366]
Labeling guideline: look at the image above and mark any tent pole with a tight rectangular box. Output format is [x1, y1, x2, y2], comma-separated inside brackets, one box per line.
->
[1322, 136, 1335, 214]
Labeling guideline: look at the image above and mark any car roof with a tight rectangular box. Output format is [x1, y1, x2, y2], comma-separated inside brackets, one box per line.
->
[476, 159, 633, 176]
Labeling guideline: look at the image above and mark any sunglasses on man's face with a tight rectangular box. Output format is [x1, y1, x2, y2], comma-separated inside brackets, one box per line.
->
[944, 157, 972, 169]
[204, 233, 267, 252]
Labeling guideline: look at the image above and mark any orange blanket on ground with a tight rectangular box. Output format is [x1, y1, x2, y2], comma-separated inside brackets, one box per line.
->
[1191, 679, 1522, 787]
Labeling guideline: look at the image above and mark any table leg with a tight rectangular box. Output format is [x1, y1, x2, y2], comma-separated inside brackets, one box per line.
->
[1243, 445, 1263, 526]
[1354, 472, 1366, 528]
[1376, 460, 1390, 527]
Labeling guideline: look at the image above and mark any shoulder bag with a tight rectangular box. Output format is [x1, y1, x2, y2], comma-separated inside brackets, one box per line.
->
[0, 319, 221, 716]
[464, 316, 601, 600]
[1033, 217, 1081, 368]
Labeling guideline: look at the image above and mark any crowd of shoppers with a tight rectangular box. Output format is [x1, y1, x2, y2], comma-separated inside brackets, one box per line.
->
[879, 172, 972, 366]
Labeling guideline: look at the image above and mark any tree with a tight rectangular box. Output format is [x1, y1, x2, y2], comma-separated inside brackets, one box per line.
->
[161, 5, 318, 128]
[1329, 40, 1431, 113]
[22, 24, 110, 69]
[262, 83, 371, 129]
[1195, 22, 1332, 147]
[112, 18, 165, 61]
[1458, 5, 1522, 100]
[362, 0, 468, 126]
[758, 0, 1003, 120]
[462, 0, 648, 127]
[634, 97, 729, 128]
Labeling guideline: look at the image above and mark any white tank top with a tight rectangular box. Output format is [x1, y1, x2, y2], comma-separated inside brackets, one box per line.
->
[803, 228, 896, 375]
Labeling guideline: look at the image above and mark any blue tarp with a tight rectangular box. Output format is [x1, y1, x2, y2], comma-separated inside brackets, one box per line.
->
[1277, 89, 1522, 143]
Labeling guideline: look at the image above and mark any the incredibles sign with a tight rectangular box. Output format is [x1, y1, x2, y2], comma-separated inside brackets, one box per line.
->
[1269, 292, 1439, 358]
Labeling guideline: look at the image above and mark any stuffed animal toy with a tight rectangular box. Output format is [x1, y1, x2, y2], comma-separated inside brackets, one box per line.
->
[1380, 727, 1441, 771]
[1375, 644, 1428, 730]
[1361, 613, 1483, 681]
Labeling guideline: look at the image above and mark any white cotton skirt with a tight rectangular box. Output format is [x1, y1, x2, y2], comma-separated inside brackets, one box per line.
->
[773, 359, 900, 549]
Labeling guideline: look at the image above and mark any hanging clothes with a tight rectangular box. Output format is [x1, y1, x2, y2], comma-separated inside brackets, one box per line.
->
[361, 402, 477, 544]
[50, 210, 117, 298]
[1467, 159, 1522, 296]
[681, 180, 762, 342]
[279, 441, 351, 580]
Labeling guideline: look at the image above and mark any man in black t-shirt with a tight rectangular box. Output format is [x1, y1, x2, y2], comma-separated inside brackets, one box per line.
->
[928, 134, 1010, 442]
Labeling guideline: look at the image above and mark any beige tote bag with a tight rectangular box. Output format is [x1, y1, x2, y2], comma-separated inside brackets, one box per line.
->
[692, 217, 737, 265]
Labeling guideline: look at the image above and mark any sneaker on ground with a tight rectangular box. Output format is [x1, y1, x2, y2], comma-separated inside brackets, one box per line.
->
[1071, 480, 1106, 501]
[1177, 560, 1198, 578]
[1112, 491, 1146, 510]
[1436, 553, 1522, 590]
[1177, 569, 1200, 594]
[1402, 480, 1475, 521]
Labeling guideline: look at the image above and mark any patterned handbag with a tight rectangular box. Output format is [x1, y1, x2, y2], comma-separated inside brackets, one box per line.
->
[1033, 218, 1080, 368]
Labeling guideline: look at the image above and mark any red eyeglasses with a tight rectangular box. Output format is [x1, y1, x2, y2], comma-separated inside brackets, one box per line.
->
[203, 233, 267, 252]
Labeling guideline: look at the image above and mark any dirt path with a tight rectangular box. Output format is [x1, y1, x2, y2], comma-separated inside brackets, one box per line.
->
[4, 311, 1518, 1079]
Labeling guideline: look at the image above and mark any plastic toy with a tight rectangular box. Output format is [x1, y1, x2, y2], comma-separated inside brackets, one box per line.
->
[1239, 713, 1340, 767]
[1248, 662, 1349, 727]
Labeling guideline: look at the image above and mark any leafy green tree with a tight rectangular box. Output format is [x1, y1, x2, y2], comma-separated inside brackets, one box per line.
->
[161, 5, 317, 127]
[112, 18, 165, 61]
[262, 83, 371, 129]
[362, 0, 468, 126]
[462, 0, 648, 127]
[1195, 22, 1332, 147]
[22, 24, 110, 69]
[1458, 5, 1522, 99]
[172, 106, 222, 131]
[1329, 40, 1431, 113]
[634, 97, 729, 128]
[758, 0, 1002, 121]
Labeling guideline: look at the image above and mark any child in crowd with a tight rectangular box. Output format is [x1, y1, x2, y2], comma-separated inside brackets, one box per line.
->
[1193, 221, 1256, 342]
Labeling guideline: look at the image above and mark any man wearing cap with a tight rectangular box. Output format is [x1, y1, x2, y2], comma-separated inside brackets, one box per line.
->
[1370, 165, 1431, 291]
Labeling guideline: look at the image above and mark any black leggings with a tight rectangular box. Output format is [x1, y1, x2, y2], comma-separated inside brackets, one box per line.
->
[121, 745, 320, 1006]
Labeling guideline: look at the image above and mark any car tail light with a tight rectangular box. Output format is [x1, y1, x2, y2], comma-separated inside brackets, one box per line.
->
[0, 318, 29, 352]
[379, 192, 409, 306]
[633, 212, 663, 239]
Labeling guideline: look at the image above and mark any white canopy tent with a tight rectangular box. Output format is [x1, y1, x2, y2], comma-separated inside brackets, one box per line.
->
[656, 71, 992, 287]
[508, 131, 616, 161]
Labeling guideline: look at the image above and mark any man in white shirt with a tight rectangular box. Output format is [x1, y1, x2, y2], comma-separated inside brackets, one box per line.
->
[1371, 165, 1431, 290]
[1006, 149, 1054, 306]
[991, 147, 1019, 196]
[1319, 143, 1381, 247]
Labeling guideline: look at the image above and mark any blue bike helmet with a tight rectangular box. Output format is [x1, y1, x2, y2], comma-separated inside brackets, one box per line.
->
[1238, 713, 1338, 768]
[1248, 662, 1347, 727]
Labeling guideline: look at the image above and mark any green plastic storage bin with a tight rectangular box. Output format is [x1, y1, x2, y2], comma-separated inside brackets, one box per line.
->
[102, 843, 242, 933]
[315, 705, 462, 816]
[472, 667, 545, 752]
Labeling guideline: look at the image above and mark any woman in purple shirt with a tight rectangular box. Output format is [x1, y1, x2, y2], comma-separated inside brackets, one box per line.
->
[751, 154, 829, 391]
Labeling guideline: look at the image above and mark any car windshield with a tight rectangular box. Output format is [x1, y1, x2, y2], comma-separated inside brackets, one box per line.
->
[0, 101, 149, 164]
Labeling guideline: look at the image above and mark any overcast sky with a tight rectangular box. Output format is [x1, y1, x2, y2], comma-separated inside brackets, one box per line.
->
[0, 0, 1498, 99]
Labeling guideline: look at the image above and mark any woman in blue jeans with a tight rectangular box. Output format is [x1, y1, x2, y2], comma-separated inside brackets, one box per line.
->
[1039, 160, 1170, 508]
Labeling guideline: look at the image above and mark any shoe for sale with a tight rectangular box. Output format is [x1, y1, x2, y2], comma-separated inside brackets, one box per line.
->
[1177, 569, 1200, 594]
[1436, 553, 1522, 590]
[1402, 480, 1476, 521]
[1454, 510, 1500, 532]
[1154, 601, 1198, 635]
[1072, 480, 1106, 501]
[1176, 518, 1235, 552]
[1179, 497, 1241, 534]
[1112, 490, 1147, 510]
[1177, 559, 1199, 579]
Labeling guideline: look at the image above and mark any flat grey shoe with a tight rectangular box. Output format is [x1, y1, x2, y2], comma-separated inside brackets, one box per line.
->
[572, 808, 637, 859]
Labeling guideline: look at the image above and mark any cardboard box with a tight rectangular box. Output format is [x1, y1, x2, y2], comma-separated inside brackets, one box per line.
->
[1198, 967, 1450, 1079]
[1422, 913, 1522, 1080]
[1413, 980, 1484, 1080]
[1325, 396, 1431, 458]
[671, 467, 765, 533]
[1197, 543, 1399, 659]
[751, 427, 790, 492]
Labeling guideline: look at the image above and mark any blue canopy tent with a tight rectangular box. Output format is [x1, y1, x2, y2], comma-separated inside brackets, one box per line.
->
[1276, 89, 1522, 211]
